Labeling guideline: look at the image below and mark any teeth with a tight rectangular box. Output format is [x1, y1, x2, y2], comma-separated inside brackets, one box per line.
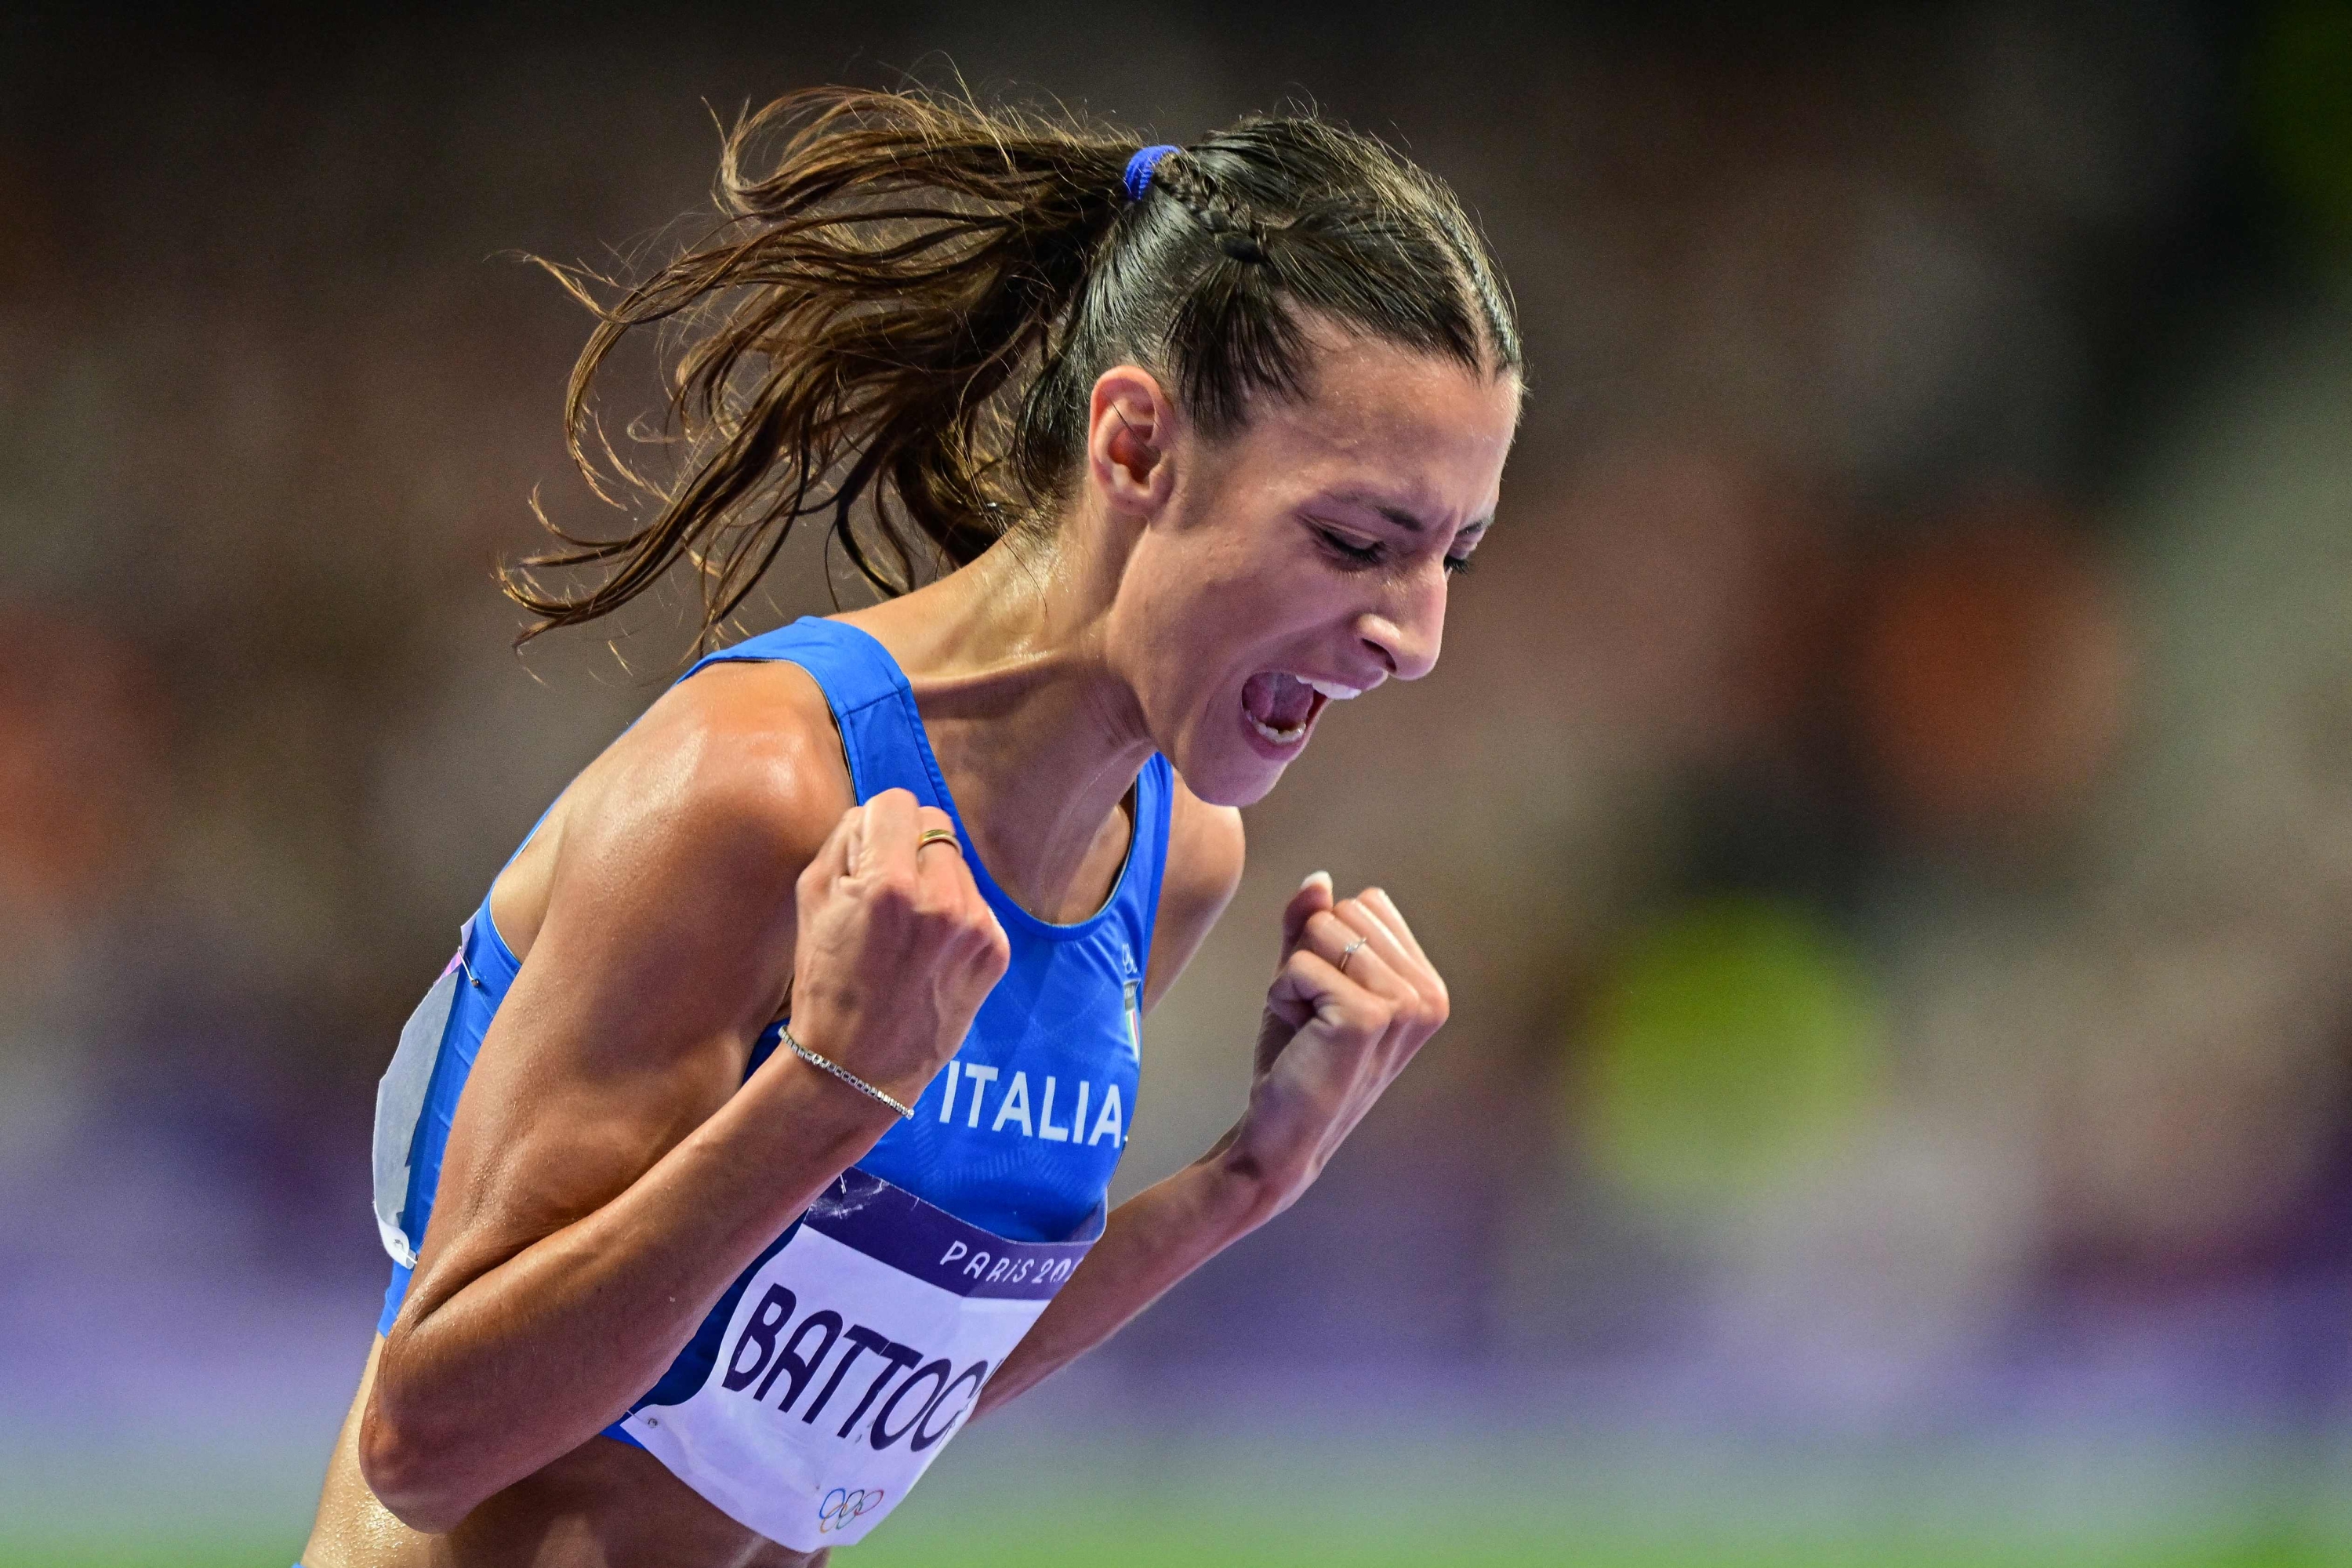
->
[1302, 677, 1363, 701]
[1250, 716, 1308, 746]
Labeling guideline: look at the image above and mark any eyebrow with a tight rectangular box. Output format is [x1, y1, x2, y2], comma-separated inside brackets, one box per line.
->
[1326, 492, 1494, 537]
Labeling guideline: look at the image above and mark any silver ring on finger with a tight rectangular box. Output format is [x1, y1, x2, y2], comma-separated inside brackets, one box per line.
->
[1336, 935, 1369, 975]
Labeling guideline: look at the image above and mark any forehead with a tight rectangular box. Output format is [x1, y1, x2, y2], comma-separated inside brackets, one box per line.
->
[1223, 328, 1520, 520]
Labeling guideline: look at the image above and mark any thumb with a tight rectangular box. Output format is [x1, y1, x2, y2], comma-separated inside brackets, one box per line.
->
[1279, 869, 1334, 964]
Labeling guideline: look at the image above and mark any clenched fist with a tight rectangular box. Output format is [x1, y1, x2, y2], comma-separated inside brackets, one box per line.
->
[1227, 871, 1450, 1204]
[786, 788, 1011, 1110]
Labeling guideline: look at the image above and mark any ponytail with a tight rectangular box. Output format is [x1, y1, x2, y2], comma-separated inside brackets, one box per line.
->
[505, 86, 1520, 650]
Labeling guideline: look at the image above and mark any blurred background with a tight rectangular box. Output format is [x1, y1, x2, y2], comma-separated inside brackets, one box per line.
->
[5, 2, 2352, 1563]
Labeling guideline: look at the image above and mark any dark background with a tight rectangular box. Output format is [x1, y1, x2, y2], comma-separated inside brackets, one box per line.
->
[5, 3, 2352, 1563]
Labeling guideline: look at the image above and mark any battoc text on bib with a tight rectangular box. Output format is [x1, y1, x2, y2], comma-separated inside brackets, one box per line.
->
[621, 1167, 1098, 1551]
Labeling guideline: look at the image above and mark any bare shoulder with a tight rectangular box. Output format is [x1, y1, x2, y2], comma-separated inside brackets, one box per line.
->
[1142, 771, 1245, 1011]
[494, 658, 855, 963]
[609, 659, 853, 853]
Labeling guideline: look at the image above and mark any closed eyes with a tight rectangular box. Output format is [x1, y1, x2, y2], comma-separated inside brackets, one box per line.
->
[1311, 524, 1476, 576]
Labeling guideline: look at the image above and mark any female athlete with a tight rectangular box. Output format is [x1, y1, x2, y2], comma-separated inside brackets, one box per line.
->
[302, 87, 1523, 1566]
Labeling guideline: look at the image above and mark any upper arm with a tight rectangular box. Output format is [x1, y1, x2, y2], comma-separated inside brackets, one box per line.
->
[394, 664, 851, 1329]
[1141, 775, 1244, 1014]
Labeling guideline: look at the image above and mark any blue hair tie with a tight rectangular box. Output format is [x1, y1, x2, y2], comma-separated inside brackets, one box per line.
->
[1123, 144, 1179, 202]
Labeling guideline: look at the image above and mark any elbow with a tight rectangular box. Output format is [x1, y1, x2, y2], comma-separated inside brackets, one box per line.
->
[358, 1389, 482, 1534]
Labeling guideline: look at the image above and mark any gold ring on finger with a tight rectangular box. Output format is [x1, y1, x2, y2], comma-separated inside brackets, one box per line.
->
[1337, 935, 1369, 975]
[916, 827, 962, 855]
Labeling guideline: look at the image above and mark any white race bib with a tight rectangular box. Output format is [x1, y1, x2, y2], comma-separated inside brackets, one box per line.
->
[621, 1168, 1098, 1551]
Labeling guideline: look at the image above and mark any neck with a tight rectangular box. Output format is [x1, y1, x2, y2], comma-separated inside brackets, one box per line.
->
[841, 517, 1152, 924]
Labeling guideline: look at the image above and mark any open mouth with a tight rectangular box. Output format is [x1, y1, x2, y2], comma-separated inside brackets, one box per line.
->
[1240, 671, 1361, 750]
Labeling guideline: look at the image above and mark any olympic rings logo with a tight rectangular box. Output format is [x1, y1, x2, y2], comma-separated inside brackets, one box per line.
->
[816, 1486, 886, 1534]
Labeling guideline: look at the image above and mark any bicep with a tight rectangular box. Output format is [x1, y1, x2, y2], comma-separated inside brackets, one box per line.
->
[394, 695, 844, 1325]
[1141, 782, 1245, 1014]
[401, 920, 760, 1319]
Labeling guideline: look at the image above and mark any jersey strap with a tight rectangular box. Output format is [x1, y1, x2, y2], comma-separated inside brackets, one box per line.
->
[684, 617, 1174, 956]
[684, 619, 951, 814]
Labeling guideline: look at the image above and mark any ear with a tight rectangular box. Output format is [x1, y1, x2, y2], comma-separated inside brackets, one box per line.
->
[1086, 365, 1178, 521]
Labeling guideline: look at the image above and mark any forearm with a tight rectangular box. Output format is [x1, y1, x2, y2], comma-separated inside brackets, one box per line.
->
[978, 871, 1449, 1420]
[975, 1143, 1284, 1417]
[365, 1056, 895, 1527]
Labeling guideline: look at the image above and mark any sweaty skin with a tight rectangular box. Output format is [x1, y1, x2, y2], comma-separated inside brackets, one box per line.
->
[305, 326, 1515, 1566]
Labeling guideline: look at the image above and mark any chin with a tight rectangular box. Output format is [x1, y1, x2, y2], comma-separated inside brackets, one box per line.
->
[1190, 765, 1286, 809]
[1154, 682, 1319, 806]
[1164, 738, 1290, 808]
[1171, 747, 1298, 808]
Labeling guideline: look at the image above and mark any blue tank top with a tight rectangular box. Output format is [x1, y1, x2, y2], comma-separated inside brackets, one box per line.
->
[373, 617, 1170, 1428]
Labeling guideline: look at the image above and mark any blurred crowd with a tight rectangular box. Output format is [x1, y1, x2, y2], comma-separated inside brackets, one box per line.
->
[5, 1, 2352, 1475]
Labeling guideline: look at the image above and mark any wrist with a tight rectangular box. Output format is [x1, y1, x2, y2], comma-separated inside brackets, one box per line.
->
[666, 1045, 902, 1251]
[782, 1023, 920, 1120]
[744, 1040, 907, 1152]
[1201, 1129, 1312, 1232]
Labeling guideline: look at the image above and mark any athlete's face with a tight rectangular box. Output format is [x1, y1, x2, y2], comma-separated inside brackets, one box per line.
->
[1105, 330, 1521, 807]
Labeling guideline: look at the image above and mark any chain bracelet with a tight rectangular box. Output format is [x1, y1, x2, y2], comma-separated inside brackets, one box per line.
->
[782, 1025, 915, 1120]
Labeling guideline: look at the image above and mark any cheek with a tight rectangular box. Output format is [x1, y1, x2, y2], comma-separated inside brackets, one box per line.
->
[1111, 572, 1233, 744]
[1153, 572, 1312, 699]
[1114, 521, 1340, 731]
[1123, 534, 1265, 658]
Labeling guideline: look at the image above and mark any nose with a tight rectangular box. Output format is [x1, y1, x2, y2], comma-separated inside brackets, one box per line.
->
[1356, 573, 1446, 682]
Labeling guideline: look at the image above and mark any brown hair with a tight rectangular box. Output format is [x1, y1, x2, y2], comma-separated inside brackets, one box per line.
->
[504, 86, 1522, 648]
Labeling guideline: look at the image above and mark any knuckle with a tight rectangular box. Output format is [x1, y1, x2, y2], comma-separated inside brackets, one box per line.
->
[938, 884, 990, 930]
